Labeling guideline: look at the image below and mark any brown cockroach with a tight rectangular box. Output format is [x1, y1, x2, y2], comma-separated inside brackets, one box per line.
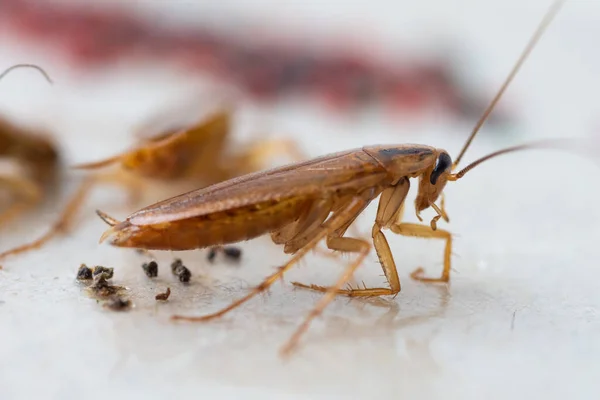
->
[0, 102, 301, 263]
[96, 1, 567, 356]
[0, 64, 58, 228]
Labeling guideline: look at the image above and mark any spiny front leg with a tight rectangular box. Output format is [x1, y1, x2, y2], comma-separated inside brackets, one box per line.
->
[292, 182, 410, 297]
[291, 231, 398, 297]
[389, 222, 452, 283]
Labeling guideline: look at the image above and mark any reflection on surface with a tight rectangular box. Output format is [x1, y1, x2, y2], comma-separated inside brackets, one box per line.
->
[105, 281, 459, 397]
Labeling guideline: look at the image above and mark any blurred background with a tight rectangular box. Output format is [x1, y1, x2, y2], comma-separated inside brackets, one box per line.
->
[1, 1, 600, 399]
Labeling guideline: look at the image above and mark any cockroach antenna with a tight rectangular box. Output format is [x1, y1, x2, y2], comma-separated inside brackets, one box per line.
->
[0, 64, 53, 84]
[452, 0, 565, 170]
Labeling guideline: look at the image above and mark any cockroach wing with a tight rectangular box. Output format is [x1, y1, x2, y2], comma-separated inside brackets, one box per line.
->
[127, 148, 390, 225]
[126, 144, 437, 225]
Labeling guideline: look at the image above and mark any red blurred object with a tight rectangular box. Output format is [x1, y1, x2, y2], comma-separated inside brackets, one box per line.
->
[0, 0, 508, 124]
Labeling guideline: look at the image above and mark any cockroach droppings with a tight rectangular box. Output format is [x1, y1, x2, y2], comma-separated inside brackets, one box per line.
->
[92, 265, 114, 279]
[142, 261, 158, 278]
[89, 271, 124, 298]
[171, 259, 191, 283]
[76, 264, 93, 280]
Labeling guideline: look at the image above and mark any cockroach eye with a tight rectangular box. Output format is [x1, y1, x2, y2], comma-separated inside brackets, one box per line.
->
[430, 152, 452, 185]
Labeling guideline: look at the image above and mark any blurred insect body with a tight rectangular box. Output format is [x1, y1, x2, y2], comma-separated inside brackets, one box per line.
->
[0, 64, 58, 229]
[0, 106, 300, 262]
[97, 1, 566, 357]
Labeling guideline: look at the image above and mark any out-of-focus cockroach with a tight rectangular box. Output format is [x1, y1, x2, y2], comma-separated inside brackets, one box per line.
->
[0, 104, 301, 263]
[97, 1, 568, 356]
[0, 64, 58, 230]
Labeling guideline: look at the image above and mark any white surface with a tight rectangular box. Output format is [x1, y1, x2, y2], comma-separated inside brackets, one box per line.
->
[1, 1, 600, 399]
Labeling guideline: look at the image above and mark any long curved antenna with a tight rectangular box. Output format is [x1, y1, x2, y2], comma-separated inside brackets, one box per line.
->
[0, 63, 53, 84]
[453, 0, 565, 169]
[449, 137, 594, 181]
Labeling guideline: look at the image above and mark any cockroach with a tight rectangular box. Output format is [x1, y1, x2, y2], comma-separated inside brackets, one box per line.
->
[0, 103, 300, 263]
[97, 1, 567, 356]
[0, 64, 58, 229]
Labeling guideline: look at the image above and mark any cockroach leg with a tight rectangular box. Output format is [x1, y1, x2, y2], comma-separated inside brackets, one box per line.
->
[292, 181, 409, 297]
[280, 235, 371, 357]
[440, 193, 449, 220]
[390, 222, 453, 283]
[271, 199, 345, 260]
[278, 199, 333, 251]
[291, 235, 379, 295]
[0, 177, 95, 261]
[171, 195, 370, 347]
[313, 219, 370, 260]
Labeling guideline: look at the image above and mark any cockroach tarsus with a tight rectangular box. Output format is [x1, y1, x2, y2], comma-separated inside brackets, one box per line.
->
[0, 103, 303, 266]
[97, 1, 566, 357]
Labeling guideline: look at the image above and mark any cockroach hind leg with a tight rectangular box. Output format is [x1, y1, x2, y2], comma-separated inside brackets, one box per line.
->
[291, 282, 395, 297]
[292, 232, 401, 297]
[71, 154, 121, 170]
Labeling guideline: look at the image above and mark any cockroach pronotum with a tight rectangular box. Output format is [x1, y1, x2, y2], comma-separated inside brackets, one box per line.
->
[97, 1, 570, 356]
[0, 102, 302, 264]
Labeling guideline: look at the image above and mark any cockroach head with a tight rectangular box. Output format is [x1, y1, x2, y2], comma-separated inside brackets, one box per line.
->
[415, 150, 452, 212]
